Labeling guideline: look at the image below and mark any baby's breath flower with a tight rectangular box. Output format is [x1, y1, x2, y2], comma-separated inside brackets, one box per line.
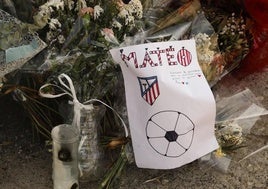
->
[195, 33, 212, 50]
[126, 0, 143, 19]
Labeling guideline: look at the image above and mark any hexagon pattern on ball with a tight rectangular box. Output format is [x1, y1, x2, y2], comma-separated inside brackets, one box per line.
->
[146, 110, 195, 157]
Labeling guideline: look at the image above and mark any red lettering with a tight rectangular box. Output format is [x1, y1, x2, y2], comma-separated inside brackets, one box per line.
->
[120, 50, 138, 68]
[140, 50, 158, 68]
[166, 46, 177, 66]
[120, 45, 187, 69]
[149, 48, 165, 66]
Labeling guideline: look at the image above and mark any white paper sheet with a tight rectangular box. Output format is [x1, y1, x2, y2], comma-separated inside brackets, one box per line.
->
[110, 40, 219, 169]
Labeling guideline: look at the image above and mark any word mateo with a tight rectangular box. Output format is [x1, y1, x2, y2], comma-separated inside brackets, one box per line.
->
[120, 46, 192, 68]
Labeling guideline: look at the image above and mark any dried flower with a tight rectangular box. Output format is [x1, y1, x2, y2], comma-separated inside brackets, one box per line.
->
[216, 122, 243, 148]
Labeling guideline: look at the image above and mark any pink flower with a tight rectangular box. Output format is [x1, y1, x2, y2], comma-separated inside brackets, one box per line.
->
[79, 7, 94, 17]
[101, 28, 119, 45]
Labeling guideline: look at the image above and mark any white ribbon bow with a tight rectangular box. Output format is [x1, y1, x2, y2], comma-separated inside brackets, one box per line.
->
[39, 73, 129, 137]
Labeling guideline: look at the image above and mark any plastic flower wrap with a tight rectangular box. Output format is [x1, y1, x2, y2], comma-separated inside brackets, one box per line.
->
[0, 9, 47, 85]
[204, 86, 268, 172]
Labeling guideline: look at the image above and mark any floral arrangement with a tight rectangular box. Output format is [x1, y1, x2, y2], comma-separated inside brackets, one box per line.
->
[202, 1, 252, 76]
[33, 0, 142, 50]
[30, 0, 144, 104]
[0, 0, 261, 188]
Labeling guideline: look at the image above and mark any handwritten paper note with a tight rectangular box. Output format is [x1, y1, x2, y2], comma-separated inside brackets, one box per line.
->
[110, 40, 219, 169]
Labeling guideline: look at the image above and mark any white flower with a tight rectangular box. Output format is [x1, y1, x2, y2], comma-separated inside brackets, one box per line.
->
[127, 0, 143, 19]
[78, 0, 87, 8]
[125, 15, 135, 26]
[118, 0, 143, 26]
[67, 0, 75, 10]
[57, 35, 65, 44]
[96, 62, 108, 71]
[195, 33, 211, 49]
[46, 31, 54, 41]
[33, 0, 65, 29]
[46, 0, 64, 10]
[48, 6, 55, 13]
[194, 33, 215, 63]
[94, 5, 104, 20]
[33, 8, 50, 29]
[118, 9, 128, 19]
[112, 19, 123, 30]
[49, 18, 61, 30]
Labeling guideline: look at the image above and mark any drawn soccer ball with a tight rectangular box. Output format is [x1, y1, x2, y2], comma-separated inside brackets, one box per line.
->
[146, 110, 195, 157]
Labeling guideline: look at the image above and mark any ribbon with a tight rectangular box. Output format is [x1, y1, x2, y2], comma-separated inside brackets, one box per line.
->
[39, 73, 129, 137]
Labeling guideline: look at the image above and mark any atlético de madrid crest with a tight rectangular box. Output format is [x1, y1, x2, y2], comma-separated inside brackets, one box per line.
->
[138, 76, 160, 105]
